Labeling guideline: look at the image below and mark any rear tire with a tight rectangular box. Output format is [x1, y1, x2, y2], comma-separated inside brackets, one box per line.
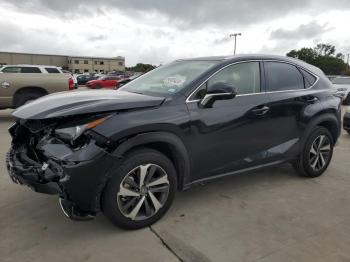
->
[293, 127, 333, 177]
[14, 91, 46, 108]
[102, 148, 177, 229]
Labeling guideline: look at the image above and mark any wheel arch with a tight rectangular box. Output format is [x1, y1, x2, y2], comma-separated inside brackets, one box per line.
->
[302, 113, 340, 147]
[112, 131, 191, 190]
[13, 86, 48, 107]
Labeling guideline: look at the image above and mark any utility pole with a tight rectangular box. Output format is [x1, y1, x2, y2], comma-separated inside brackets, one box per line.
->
[346, 54, 350, 70]
[229, 33, 242, 55]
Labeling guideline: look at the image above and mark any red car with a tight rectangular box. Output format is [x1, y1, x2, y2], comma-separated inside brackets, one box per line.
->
[86, 76, 120, 89]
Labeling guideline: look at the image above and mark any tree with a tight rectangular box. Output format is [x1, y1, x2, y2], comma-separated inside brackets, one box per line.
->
[314, 44, 335, 56]
[286, 43, 347, 75]
[286, 48, 317, 64]
[126, 63, 156, 73]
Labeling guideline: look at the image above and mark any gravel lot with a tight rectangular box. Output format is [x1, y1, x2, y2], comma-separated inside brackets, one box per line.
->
[1, 107, 350, 262]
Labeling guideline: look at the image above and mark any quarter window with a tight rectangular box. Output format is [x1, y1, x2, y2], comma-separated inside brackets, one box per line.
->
[265, 62, 304, 91]
[45, 68, 60, 73]
[300, 68, 317, 88]
[207, 62, 261, 95]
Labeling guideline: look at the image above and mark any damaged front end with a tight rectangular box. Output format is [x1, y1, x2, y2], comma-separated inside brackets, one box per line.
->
[6, 115, 120, 221]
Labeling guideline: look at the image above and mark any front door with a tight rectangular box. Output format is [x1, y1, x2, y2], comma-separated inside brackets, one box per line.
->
[186, 61, 278, 181]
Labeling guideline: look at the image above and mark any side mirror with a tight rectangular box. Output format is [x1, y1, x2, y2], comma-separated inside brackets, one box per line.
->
[199, 82, 237, 108]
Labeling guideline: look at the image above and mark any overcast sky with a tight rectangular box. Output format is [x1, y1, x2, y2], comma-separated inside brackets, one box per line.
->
[0, 0, 349, 66]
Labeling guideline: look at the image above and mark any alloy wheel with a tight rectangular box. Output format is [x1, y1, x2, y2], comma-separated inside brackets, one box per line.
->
[117, 164, 170, 221]
[309, 135, 331, 172]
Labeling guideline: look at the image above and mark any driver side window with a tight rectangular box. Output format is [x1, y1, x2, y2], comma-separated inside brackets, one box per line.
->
[208, 62, 261, 95]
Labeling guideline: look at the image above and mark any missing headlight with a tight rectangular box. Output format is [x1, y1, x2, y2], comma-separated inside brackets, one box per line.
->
[54, 115, 111, 146]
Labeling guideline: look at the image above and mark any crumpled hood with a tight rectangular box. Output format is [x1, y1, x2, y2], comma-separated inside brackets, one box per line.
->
[13, 90, 165, 119]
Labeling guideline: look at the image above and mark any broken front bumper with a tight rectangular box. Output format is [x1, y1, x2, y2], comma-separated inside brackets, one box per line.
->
[6, 124, 120, 220]
[6, 149, 63, 195]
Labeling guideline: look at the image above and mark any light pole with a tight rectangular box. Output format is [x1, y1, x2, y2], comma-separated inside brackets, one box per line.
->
[229, 33, 242, 55]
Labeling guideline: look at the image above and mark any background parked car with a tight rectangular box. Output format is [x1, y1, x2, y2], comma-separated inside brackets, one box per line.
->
[76, 74, 96, 85]
[108, 71, 131, 79]
[116, 74, 141, 89]
[0, 65, 74, 108]
[331, 76, 350, 105]
[86, 76, 120, 89]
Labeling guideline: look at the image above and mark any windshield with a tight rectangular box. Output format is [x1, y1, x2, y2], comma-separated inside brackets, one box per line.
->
[120, 60, 220, 95]
[331, 78, 350, 85]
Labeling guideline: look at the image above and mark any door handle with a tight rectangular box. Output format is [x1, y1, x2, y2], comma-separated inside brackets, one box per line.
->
[251, 105, 270, 115]
[306, 96, 318, 103]
[1, 81, 10, 88]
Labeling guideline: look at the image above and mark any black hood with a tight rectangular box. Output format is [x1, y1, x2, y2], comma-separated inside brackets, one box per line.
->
[13, 90, 165, 119]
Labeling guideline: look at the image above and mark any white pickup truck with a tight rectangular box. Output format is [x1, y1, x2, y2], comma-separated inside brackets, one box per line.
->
[0, 64, 75, 109]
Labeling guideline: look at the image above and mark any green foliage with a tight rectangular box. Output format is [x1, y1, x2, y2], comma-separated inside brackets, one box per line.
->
[286, 44, 348, 75]
[126, 63, 156, 73]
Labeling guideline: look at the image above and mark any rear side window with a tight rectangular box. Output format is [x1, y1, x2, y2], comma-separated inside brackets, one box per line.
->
[45, 67, 60, 73]
[2, 67, 21, 73]
[21, 67, 41, 73]
[265, 62, 304, 91]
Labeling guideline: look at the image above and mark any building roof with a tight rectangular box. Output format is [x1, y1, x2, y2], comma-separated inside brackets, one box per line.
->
[0, 51, 124, 60]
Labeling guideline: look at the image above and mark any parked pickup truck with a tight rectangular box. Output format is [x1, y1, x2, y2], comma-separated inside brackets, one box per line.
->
[0, 65, 75, 109]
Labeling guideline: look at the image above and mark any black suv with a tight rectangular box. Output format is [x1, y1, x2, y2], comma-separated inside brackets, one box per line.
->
[6, 55, 341, 229]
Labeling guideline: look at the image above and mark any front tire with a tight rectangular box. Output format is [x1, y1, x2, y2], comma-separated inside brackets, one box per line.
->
[102, 148, 177, 229]
[293, 127, 334, 177]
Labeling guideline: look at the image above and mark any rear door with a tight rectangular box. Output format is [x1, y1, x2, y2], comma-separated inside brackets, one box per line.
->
[263, 61, 319, 159]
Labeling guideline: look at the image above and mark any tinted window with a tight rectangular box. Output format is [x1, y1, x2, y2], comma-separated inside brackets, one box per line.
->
[207, 62, 261, 95]
[265, 62, 304, 91]
[21, 67, 41, 73]
[45, 67, 60, 73]
[300, 68, 317, 88]
[2, 67, 21, 73]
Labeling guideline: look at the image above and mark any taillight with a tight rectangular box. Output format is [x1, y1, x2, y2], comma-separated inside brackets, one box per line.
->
[69, 77, 75, 90]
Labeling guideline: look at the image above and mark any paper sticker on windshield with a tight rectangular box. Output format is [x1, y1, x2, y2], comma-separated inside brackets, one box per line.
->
[163, 75, 186, 88]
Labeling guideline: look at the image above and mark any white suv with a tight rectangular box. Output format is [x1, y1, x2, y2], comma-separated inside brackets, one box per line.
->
[0, 64, 64, 74]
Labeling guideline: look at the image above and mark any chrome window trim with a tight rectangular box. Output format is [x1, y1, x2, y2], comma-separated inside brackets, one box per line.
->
[186, 59, 320, 103]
